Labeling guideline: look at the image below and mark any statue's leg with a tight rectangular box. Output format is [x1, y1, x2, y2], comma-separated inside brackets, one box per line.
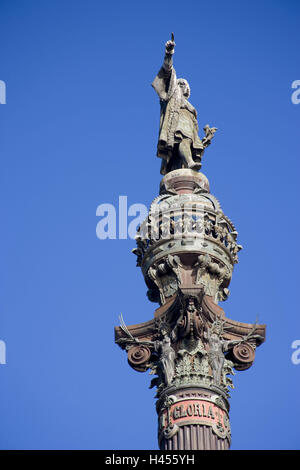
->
[160, 159, 168, 175]
[178, 138, 196, 169]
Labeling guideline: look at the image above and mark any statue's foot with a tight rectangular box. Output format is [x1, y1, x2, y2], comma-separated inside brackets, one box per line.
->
[188, 161, 201, 171]
[187, 160, 197, 169]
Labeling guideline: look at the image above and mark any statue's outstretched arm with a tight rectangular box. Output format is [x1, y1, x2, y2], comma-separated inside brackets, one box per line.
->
[162, 34, 175, 74]
[152, 34, 176, 100]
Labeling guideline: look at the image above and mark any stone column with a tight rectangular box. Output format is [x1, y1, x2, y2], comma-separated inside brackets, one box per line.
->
[157, 386, 230, 450]
[115, 169, 265, 450]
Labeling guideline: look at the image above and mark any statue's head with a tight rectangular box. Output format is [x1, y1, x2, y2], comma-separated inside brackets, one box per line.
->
[159, 321, 171, 339]
[211, 320, 224, 336]
[177, 78, 190, 98]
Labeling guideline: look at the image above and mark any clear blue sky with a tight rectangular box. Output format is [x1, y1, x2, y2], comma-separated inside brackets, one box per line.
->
[1, 0, 299, 450]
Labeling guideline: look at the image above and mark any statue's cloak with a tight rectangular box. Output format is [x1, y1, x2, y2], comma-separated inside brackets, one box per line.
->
[152, 66, 203, 174]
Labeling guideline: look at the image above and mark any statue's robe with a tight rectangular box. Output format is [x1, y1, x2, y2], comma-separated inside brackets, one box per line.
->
[152, 64, 204, 175]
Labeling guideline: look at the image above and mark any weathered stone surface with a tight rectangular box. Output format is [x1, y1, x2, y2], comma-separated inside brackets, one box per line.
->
[115, 168, 265, 450]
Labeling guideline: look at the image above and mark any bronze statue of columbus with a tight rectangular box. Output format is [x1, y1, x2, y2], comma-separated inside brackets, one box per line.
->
[152, 34, 217, 175]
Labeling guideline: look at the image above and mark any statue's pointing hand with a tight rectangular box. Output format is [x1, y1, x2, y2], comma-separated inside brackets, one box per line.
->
[165, 34, 175, 55]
